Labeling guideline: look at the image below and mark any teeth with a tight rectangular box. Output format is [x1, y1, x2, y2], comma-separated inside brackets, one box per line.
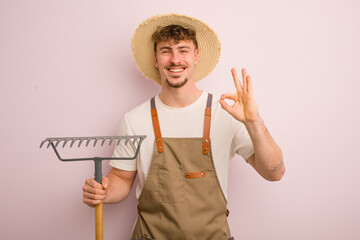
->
[169, 68, 184, 73]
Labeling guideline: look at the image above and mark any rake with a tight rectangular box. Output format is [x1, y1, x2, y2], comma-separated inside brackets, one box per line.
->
[40, 135, 146, 240]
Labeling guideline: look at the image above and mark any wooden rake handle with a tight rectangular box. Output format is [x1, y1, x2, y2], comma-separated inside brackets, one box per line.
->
[95, 160, 103, 240]
[95, 203, 103, 240]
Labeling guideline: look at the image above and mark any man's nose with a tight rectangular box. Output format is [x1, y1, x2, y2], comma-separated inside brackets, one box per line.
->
[170, 52, 181, 65]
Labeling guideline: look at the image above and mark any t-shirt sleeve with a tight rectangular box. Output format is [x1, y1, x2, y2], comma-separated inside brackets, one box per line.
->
[109, 115, 138, 171]
[229, 117, 255, 161]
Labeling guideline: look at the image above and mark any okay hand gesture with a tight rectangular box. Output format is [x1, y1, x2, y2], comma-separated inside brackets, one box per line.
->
[219, 68, 260, 124]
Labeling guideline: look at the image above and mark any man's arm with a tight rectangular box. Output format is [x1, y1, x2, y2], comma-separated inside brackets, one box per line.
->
[83, 167, 137, 207]
[105, 168, 137, 203]
[245, 118, 284, 181]
[220, 68, 285, 181]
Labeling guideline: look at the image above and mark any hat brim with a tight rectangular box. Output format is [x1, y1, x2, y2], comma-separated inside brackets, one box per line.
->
[131, 13, 221, 85]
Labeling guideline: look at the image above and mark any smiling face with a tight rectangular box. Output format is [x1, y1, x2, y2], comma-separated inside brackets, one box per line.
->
[155, 39, 199, 88]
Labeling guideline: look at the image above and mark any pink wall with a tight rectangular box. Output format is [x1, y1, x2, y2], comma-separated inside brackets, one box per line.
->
[1, 0, 360, 239]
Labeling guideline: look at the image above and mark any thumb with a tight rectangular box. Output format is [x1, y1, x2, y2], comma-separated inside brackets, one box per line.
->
[102, 176, 109, 189]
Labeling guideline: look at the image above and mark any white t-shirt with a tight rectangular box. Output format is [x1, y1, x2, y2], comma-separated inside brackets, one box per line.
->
[109, 91, 254, 200]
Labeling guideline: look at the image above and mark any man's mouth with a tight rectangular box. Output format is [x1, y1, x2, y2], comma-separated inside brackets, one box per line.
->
[167, 67, 186, 73]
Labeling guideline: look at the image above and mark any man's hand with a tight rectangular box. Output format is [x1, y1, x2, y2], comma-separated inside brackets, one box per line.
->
[83, 168, 137, 207]
[219, 68, 260, 124]
[220, 68, 285, 181]
[83, 177, 109, 208]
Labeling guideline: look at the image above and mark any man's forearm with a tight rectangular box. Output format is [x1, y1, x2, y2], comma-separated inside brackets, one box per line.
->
[103, 170, 136, 204]
[245, 117, 284, 181]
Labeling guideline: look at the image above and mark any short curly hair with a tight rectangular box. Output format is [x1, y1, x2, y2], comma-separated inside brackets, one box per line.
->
[151, 24, 198, 51]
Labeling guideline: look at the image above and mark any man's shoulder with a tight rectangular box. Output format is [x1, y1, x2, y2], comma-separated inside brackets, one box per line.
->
[124, 97, 152, 118]
[116, 97, 154, 135]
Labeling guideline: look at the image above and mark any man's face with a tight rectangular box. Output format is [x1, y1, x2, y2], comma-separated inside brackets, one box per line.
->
[155, 39, 199, 88]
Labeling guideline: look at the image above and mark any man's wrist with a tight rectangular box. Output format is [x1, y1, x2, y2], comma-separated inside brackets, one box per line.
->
[244, 116, 263, 129]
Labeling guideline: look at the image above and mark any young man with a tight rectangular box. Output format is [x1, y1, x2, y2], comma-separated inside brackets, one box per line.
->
[83, 14, 284, 239]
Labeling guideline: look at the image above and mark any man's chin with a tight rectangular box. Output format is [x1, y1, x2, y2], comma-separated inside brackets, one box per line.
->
[165, 78, 188, 88]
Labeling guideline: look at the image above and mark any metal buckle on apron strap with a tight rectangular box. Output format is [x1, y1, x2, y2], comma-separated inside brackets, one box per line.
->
[137, 205, 141, 216]
[185, 171, 206, 179]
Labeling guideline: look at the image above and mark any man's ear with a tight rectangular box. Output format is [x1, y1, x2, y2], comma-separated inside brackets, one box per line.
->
[154, 51, 159, 68]
[194, 48, 199, 65]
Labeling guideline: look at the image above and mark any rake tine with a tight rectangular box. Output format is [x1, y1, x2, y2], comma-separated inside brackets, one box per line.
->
[115, 137, 118, 145]
[55, 139, 62, 148]
[77, 139, 84, 147]
[70, 139, 77, 148]
[109, 138, 115, 146]
[93, 138, 100, 147]
[46, 140, 51, 148]
[125, 138, 130, 146]
[40, 139, 47, 148]
[132, 137, 138, 145]
[85, 138, 90, 147]
[101, 138, 108, 147]
[62, 139, 70, 148]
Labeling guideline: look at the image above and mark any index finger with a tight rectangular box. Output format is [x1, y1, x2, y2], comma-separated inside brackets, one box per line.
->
[241, 68, 247, 92]
[85, 178, 103, 189]
[231, 68, 243, 94]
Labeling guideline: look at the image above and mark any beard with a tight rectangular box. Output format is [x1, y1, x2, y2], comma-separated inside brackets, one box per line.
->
[165, 77, 188, 88]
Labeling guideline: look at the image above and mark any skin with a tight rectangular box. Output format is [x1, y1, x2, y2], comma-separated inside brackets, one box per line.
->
[155, 39, 202, 108]
[83, 39, 285, 208]
[219, 68, 284, 181]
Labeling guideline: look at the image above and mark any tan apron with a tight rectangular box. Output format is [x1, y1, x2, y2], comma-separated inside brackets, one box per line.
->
[131, 93, 234, 240]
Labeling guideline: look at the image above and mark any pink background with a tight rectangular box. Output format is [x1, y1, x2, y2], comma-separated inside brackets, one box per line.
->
[1, 0, 360, 239]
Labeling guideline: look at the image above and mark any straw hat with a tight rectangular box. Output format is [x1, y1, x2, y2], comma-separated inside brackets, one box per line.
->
[131, 13, 221, 85]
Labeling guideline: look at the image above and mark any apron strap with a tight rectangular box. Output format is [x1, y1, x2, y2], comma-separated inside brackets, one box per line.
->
[150, 97, 164, 153]
[150, 93, 212, 154]
[202, 93, 212, 154]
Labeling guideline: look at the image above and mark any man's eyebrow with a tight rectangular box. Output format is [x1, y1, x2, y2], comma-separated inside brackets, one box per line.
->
[159, 46, 172, 51]
[178, 46, 191, 49]
[158, 45, 192, 51]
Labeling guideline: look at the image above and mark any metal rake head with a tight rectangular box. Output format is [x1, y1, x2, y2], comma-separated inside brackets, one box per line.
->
[40, 135, 146, 196]
[40, 136, 145, 149]
[40, 135, 146, 162]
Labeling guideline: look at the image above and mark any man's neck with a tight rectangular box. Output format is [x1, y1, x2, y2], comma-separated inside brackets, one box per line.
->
[158, 81, 202, 108]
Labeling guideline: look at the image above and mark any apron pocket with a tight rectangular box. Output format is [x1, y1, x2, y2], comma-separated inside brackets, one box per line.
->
[158, 164, 184, 203]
